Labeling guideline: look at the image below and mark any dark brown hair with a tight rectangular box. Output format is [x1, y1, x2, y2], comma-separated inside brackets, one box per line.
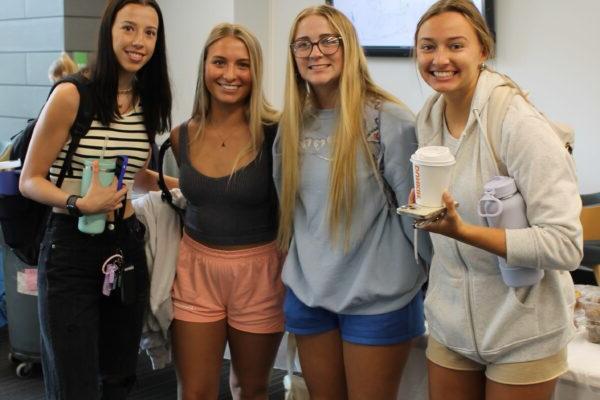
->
[91, 0, 171, 142]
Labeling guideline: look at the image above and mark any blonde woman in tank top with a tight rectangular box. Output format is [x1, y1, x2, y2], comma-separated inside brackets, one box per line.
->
[169, 23, 282, 400]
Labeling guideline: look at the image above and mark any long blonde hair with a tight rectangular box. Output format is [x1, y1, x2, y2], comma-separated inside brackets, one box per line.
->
[190, 23, 278, 161]
[277, 5, 408, 250]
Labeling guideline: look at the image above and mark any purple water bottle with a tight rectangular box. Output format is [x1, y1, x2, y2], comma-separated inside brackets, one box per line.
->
[478, 176, 544, 287]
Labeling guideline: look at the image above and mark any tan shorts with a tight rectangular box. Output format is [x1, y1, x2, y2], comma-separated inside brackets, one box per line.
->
[426, 336, 568, 385]
[172, 234, 285, 334]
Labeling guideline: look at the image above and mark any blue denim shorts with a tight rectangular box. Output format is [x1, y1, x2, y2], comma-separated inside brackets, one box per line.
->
[284, 289, 425, 345]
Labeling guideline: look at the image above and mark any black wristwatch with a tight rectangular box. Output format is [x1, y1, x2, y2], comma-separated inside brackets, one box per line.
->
[65, 195, 82, 217]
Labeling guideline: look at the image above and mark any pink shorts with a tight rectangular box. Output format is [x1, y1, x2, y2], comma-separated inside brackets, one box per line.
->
[172, 233, 285, 333]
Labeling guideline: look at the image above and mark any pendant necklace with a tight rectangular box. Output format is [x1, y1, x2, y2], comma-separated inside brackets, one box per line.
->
[215, 131, 233, 148]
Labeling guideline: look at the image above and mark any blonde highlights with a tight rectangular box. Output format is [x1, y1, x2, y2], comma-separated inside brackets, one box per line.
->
[277, 5, 408, 250]
[414, 0, 495, 59]
[48, 52, 79, 83]
[190, 23, 278, 160]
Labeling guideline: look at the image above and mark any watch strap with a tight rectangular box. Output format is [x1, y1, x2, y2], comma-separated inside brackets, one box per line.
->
[66, 194, 82, 217]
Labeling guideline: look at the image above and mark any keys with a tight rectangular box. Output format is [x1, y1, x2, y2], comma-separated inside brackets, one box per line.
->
[101, 252, 124, 296]
[102, 263, 119, 296]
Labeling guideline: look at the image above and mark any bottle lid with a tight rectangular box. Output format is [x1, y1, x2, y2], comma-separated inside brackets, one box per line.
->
[483, 176, 518, 199]
[410, 146, 456, 167]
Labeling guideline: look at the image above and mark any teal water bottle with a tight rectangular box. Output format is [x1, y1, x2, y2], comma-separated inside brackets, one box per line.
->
[78, 159, 115, 234]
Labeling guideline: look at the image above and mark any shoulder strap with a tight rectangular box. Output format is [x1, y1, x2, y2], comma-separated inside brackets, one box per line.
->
[178, 121, 190, 165]
[486, 85, 515, 177]
[367, 101, 398, 209]
[51, 74, 94, 187]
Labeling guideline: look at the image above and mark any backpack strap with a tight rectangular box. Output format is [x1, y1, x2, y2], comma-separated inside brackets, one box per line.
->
[485, 70, 575, 178]
[366, 101, 399, 209]
[485, 85, 515, 177]
[50, 74, 94, 188]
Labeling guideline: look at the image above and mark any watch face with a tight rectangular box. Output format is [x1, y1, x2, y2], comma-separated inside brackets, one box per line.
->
[67, 195, 81, 217]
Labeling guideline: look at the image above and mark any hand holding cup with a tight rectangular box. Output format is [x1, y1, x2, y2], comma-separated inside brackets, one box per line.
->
[79, 160, 127, 215]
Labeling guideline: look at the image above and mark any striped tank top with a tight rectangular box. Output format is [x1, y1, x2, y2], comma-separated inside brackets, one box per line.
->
[49, 104, 151, 188]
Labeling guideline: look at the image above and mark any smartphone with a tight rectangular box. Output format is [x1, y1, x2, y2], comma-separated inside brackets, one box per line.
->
[120, 265, 136, 305]
[114, 155, 129, 190]
[397, 204, 446, 220]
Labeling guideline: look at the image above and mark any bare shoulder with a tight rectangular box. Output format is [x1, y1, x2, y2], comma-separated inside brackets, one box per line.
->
[44, 82, 81, 125]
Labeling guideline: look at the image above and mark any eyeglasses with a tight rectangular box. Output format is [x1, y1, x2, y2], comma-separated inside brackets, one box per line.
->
[290, 35, 343, 58]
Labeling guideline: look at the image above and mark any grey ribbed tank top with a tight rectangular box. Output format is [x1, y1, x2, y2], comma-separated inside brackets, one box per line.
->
[178, 121, 278, 246]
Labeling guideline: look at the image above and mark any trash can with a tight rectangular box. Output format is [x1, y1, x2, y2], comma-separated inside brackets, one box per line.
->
[1, 229, 41, 378]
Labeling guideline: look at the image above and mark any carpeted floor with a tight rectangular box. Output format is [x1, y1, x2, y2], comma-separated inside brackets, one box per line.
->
[0, 325, 286, 399]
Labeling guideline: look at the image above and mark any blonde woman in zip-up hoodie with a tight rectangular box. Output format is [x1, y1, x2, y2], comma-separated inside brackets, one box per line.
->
[413, 1, 582, 399]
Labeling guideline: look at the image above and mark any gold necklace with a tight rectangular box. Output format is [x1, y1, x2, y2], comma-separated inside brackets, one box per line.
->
[215, 130, 233, 148]
[118, 87, 133, 94]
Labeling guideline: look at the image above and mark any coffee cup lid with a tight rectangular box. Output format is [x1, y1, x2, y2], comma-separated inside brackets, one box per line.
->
[410, 146, 456, 166]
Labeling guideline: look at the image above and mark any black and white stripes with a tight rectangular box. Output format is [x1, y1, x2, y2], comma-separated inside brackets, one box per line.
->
[49, 108, 151, 187]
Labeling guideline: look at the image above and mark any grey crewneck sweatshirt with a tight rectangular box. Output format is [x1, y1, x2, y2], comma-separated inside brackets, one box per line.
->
[273, 102, 428, 315]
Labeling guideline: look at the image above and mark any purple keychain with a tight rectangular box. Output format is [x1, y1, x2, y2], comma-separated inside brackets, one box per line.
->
[101, 253, 124, 296]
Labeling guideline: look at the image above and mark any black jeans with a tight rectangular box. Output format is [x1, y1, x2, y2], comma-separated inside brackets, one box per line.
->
[37, 213, 149, 400]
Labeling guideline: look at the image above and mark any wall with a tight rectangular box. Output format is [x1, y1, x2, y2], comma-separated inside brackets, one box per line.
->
[4, 0, 594, 191]
[380, 0, 598, 193]
[158, 0, 233, 128]
[267, 0, 599, 193]
[158, 0, 272, 129]
[0, 0, 102, 142]
[492, 0, 599, 194]
[278, 0, 595, 193]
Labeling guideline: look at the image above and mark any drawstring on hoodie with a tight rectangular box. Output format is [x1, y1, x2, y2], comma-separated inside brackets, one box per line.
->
[473, 107, 485, 140]
[473, 106, 503, 177]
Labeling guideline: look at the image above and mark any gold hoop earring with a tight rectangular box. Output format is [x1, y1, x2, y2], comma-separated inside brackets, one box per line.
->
[479, 62, 487, 71]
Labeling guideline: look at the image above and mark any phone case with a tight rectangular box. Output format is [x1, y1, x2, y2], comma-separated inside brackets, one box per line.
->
[115, 155, 129, 190]
[396, 204, 446, 220]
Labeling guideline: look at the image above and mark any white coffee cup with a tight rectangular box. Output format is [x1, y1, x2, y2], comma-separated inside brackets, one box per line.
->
[410, 146, 456, 207]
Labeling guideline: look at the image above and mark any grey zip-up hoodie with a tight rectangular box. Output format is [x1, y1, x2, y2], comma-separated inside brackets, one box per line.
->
[416, 70, 583, 364]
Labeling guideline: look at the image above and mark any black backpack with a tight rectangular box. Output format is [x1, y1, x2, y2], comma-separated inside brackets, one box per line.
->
[0, 74, 93, 265]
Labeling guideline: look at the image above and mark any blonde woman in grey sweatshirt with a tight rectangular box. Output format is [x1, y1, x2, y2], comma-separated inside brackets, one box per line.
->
[413, 1, 582, 400]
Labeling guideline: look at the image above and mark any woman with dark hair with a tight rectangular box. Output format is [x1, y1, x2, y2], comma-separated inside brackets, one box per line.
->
[19, 1, 172, 398]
